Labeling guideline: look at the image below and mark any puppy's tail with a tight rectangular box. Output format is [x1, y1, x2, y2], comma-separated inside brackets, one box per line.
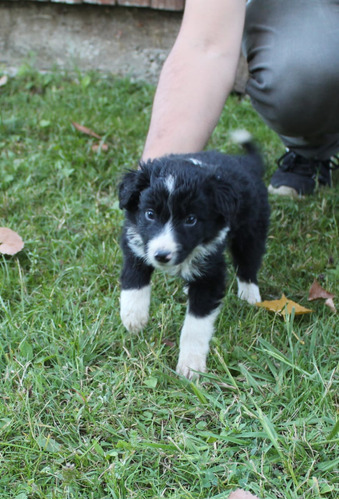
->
[230, 129, 257, 154]
[230, 129, 264, 175]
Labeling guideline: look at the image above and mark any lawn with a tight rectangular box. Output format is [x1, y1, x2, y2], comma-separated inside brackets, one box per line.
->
[0, 66, 338, 499]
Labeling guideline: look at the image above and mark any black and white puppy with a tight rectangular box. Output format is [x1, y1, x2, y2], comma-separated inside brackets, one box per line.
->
[119, 131, 270, 379]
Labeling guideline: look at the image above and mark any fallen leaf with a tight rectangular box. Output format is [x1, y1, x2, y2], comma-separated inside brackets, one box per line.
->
[0, 227, 24, 255]
[325, 298, 337, 313]
[0, 75, 8, 87]
[91, 142, 109, 153]
[36, 434, 62, 453]
[308, 279, 336, 313]
[256, 294, 312, 316]
[228, 489, 259, 499]
[162, 339, 175, 348]
[71, 121, 101, 139]
[39, 119, 50, 128]
[308, 279, 334, 301]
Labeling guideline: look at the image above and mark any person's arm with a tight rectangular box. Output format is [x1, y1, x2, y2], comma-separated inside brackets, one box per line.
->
[142, 0, 246, 161]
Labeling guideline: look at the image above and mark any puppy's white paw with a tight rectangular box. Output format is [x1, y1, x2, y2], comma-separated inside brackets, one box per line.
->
[237, 279, 261, 305]
[176, 352, 207, 380]
[176, 310, 218, 379]
[120, 286, 151, 333]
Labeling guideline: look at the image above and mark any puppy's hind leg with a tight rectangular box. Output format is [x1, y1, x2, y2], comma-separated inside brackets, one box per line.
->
[120, 247, 154, 333]
[236, 278, 261, 305]
[230, 227, 267, 305]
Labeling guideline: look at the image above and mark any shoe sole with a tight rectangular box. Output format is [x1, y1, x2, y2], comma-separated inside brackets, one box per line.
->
[268, 185, 300, 198]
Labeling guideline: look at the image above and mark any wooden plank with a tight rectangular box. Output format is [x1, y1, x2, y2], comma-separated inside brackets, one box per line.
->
[6, 0, 185, 8]
[117, 0, 184, 8]
[117, 0, 151, 7]
[50, 0, 83, 4]
[151, 0, 184, 10]
[83, 0, 117, 4]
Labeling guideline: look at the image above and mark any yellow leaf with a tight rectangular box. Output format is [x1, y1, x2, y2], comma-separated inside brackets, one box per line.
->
[256, 294, 312, 316]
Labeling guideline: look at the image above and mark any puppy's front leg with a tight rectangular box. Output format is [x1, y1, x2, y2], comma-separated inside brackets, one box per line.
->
[176, 265, 226, 379]
[120, 246, 154, 333]
[176, 308, 220, 379]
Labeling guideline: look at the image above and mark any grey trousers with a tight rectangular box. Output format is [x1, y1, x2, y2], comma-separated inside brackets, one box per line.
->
[243, 0, 339, 159]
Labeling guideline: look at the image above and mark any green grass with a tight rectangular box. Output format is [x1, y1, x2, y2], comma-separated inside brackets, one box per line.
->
[0, 65, 338, 499]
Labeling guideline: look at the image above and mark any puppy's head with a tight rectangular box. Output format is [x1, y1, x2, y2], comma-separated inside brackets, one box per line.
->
[119, 159, 238, 271]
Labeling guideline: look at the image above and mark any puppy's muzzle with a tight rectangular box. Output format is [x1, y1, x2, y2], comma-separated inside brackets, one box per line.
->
[154, 249, 173, 264]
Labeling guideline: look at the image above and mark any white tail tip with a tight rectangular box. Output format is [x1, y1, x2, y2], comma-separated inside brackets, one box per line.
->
[230, 129, 252, 145]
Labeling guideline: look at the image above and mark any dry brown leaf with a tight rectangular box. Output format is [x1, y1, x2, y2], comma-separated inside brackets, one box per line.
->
[0, 227, 24, 255]
[0, 75, 8, 87]
[256, 294, 312, 316]
[228, 489, 259, 499]
[91, 142, 109, 153]
[308, 279, 335, 301]
[72, 121, 101, 139]
[308, 279, 336, 313]
[325, 298, 337, 313]
[162, 339, 175, 348]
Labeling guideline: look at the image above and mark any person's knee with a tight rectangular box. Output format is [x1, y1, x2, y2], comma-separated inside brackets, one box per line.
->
[247, 57, 339, 137]
[244, 0, 339, 138]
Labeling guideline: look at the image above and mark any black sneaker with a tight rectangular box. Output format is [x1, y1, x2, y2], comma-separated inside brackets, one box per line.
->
[268, 151, 338, 197]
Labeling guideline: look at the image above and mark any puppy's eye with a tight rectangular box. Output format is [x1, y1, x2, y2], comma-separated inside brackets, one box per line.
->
[145, 209, 155, 221]
[184, 214, 197, 226]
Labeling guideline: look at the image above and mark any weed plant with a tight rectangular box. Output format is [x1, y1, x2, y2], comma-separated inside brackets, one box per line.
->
[0, 67, 338, 498]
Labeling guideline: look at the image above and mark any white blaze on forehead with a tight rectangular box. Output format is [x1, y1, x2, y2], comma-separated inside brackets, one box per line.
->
[146, 222, 178, 264]
[165, 175, 175, 193]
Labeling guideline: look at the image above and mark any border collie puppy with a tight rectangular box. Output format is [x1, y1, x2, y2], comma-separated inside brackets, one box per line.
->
[119, 132, 270, 379]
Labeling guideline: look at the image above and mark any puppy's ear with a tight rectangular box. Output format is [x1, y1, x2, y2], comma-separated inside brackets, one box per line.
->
[209, 176, 239, 223]
[119, 167, 150, 211]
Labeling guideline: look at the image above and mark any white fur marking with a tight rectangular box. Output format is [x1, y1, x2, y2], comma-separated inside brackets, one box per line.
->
[188, 158, 204, 167]
[230, 129, 252, 145]
[126, 225, 146, 259]
[146, 222, 178, 268]
[179, 226, 230, 280]
[237, 279, 261, 304]
[165, 175, 175, 193]
[120, 285, 151, 333]
[144, 225, 230, 278]
[176, 308, 219, 379]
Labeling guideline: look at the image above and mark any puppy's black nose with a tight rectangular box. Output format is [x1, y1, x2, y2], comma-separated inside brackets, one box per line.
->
[154, 250, 172, 263]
